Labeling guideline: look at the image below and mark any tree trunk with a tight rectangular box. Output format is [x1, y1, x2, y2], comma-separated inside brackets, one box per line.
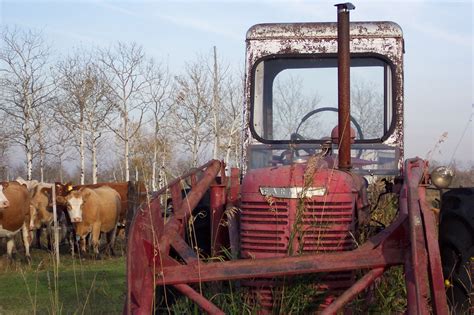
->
[124, 107, 130, 182]
[25, 104, 33, 180]
[80, 117, 85, 185]
[39, 122, 45, 182]
[212, 46, 220, 160]
[192, 131, 198, 167]
[40, 149, 44, 182]
[151, 160, 157, 191]
[59, 156, 63, 183]
[159, 153, 166, 189]
[92, 131, 97, 184]
[26, 148, 33, 180]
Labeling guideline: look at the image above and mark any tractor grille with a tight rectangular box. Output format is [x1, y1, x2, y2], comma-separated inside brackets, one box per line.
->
[301, 199, 356, 252]
[240, 198, 356, 257]
[240, 194, 357, 311]
[240, 200, 290, 256]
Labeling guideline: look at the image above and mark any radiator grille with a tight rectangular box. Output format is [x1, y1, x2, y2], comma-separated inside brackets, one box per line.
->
[301, 199, 356, 252]
[240, 198, 356, 257]
[240, 193, 357, 311]
[241, 200, 289, 255]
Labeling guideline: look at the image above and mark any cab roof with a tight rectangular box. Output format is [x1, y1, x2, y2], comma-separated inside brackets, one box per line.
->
[246, 22, 403, 41]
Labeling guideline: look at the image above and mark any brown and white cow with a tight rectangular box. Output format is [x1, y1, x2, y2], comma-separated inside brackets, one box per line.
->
[0, 184, 9, 209]
[58, 186, 121, 257]
[29, 183, 68, 249]
[65, 182, 147, 227]
[0, 181, 32, 261]
[56, 182, 147, 232]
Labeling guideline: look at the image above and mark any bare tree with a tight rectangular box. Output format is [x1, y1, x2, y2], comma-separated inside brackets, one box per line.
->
[209, 46, 231, 161]
[273, 73, 321, 139]
[99, 42, 150, 182]
[55, 52, 89, 184]
[173, 58, 213, 167]
[0, 27, 54, 179]
[351, 79, 384, 139]
[143, 59, 173, 190]
[47, 127, 74, 183]
[33, 107, 50, 182]
[56, 49, 114, 184]
[221, 72, 244, 169]
[83, 71, 115, 184]
[0, 112, 11, 180]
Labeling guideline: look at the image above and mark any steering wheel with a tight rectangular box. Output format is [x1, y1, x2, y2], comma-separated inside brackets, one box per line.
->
[293, 107, 364, 141]
[288, 107, 365, 160]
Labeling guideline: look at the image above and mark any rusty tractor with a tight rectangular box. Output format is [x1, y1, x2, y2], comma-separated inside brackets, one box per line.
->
[125, 3, 473, 314]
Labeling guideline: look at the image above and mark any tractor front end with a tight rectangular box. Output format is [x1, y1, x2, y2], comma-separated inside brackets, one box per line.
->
[125, 3, 456, 314]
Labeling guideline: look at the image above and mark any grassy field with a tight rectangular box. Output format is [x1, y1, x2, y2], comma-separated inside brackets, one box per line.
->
[0, 246, 126, 315]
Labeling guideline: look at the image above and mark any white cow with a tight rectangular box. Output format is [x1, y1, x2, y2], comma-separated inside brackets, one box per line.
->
[0, 184, 9, 208]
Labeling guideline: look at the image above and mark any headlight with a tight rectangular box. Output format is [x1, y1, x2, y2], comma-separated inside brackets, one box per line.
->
[431, 166, 454, 189]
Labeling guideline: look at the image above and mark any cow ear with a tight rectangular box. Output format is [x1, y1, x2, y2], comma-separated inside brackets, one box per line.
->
[57, 196, 66, 205]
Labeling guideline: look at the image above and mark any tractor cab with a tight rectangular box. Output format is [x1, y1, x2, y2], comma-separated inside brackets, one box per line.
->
[244, 22, 404, 177]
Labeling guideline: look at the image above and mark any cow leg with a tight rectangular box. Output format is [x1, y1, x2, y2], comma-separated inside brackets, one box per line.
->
[46, 224, 53, 251]
[6, 237, 15, 261]
[79, 235, 87, 257]
[70, 227, 79, 255]
[22, 224, 31, 263]
[106, 224, 118, 256]
[35, 228, 42, 249]
[91, 223, 101, 259]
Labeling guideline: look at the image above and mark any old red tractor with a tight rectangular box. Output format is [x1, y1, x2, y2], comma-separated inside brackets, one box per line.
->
[125, 3, 473, 314]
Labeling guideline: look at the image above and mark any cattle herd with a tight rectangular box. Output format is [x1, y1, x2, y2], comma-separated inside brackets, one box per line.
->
[0, 178, 146, 261]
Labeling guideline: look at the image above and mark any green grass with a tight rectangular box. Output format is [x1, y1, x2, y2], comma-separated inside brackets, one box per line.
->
[0, 248, 126, 315]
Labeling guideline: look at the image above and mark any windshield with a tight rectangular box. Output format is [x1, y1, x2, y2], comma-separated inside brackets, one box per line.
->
[248, 55, 400, 175]
[251, 56, 392, 143]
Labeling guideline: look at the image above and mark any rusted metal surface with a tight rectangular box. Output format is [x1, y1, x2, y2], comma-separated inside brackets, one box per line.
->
[239, 160, 359, 309]
[152, 199, 409, 285]
[246, 22, 403, 40]
[321, 267, 385, 314]
[336, 3, 354, 171]
[227, 168, 241, 259]
[240, 164, 358, 258]
[405, 158, 430, 314]
[125, 157, 451, 314]
[124, 160, 222, 315]
[400, 158, 449, 314]
[242, 21, 405, 176]
[418, 169, 449, 314]
[210, 184, 226, 256]
[155, 243, 406, 285]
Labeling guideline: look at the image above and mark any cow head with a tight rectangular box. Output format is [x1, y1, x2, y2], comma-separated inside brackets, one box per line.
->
[59, 189, 90, 223]
[30, 185, 54, 229]
[0, 184, 10, 209]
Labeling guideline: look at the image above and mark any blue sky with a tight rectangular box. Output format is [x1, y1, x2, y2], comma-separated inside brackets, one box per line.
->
[1, 0, 472, 165]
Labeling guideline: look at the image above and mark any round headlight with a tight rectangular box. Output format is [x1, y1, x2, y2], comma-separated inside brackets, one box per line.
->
[431, 166, 454, 189]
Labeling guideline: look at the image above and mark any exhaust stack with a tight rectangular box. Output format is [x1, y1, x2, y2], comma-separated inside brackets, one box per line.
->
[335, 2, 355, 170]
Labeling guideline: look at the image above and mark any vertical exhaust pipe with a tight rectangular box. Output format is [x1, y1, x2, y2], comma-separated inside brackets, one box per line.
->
[335, 2, 355, 170]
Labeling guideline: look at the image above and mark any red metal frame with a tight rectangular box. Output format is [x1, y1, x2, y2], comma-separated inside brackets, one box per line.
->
[124, 158, 448, 314]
